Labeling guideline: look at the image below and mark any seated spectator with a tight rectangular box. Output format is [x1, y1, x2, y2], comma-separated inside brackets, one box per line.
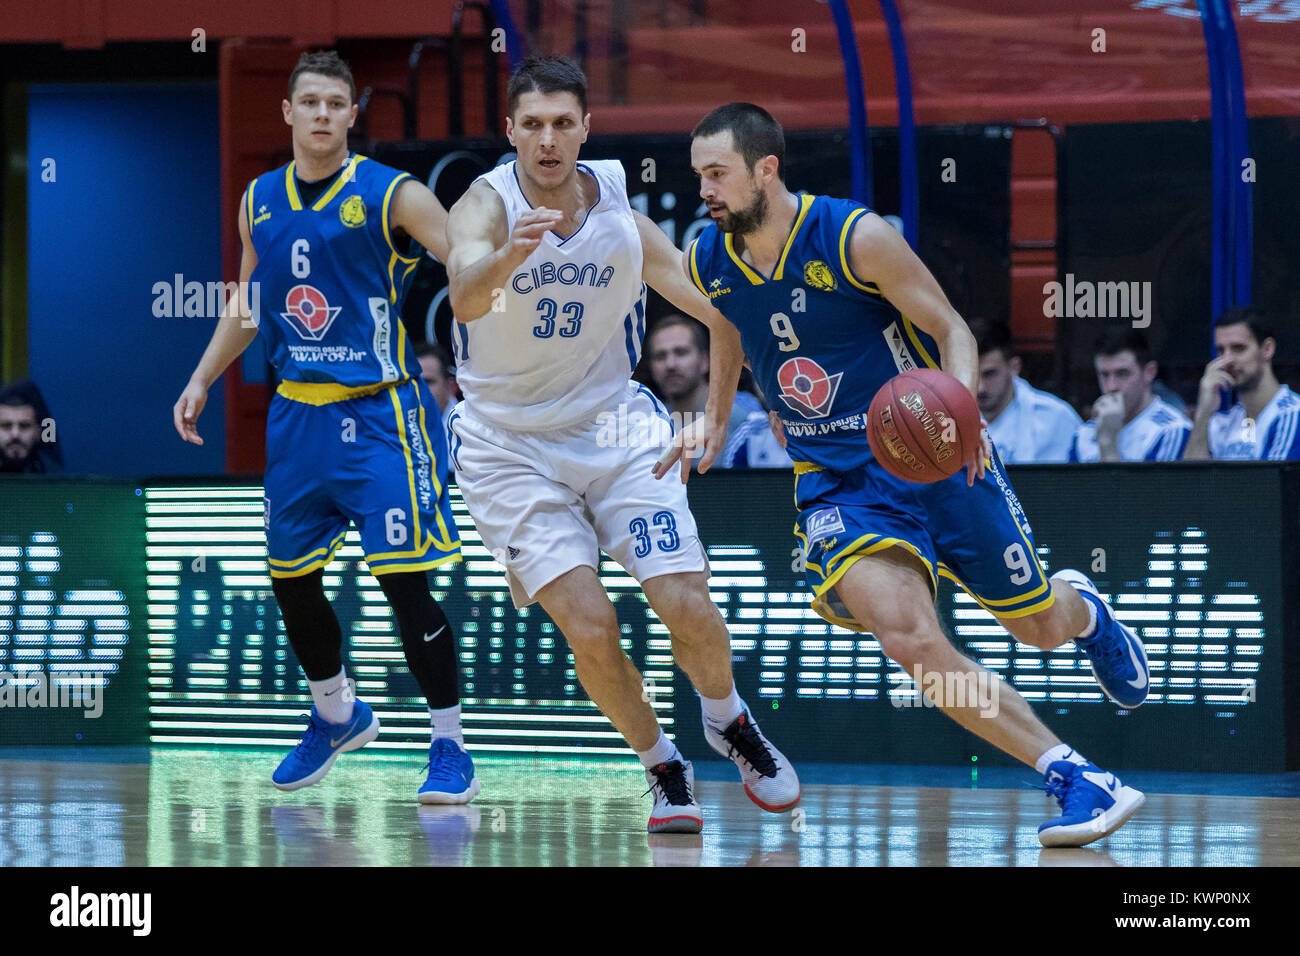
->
[721, 377, 793, 469]
[1185, 308, 1299, 460]
[970, 319, 1081, 463]
[415, 341, 459, 435]
[0, 379, 62, 474]
[1070, 329, 1191, 462]
[645, 313, 761, 445]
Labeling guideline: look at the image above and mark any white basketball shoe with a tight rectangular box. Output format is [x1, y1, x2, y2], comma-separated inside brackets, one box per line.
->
[702, 703, 801, 812]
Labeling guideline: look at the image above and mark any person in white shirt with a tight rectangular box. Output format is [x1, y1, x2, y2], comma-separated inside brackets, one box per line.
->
[970, 319, 1081, 463]
[1185, 308, 1300, 460]
[1070, 329, 1191, 462]
[443, 56, 799, 834]
[645, 313, 762, 445]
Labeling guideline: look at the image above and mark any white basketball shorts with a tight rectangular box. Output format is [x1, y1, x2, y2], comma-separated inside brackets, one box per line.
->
[447, 381, 708, 608]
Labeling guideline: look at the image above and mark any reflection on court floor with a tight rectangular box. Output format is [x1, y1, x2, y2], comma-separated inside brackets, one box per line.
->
[0, 750, 1295, 867]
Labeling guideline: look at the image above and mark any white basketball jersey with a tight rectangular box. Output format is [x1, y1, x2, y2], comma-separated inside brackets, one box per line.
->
[452, 159, 647, 430]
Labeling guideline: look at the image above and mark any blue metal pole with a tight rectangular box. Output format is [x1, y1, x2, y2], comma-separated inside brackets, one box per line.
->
[878, 0, 918, 249]
[1197, 0, 1228, 324]
[489, 0, 525, 70]
[828, 0, 871, 207]
[1214, 0, 1252, 306]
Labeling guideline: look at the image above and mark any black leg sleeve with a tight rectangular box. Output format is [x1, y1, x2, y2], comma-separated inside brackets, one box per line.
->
[376, 570, 461, 709]
[270, 569, 344, 681]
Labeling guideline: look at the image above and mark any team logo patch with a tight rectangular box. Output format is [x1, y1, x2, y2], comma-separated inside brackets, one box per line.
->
[777, 356, 844, 419]
[806, 507, 845, 545]
[706, 277, 732, 299]
[281, 284, 342, 341]
[803, 260, 838, 292]
[339, 195, 366, 227]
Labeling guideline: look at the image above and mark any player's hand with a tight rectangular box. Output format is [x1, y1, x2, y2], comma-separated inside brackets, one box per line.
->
[1093, 392, 1125, 439]
[173, 380, 208, 446]
[506, 208, 564, 264]
[652, 414, 726, 484]
[768, 410, 787, 450]
[1197, 355, 1235, 408]
[965, 417, 990, 487]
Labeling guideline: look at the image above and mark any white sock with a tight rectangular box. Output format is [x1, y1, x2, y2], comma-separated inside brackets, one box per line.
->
[309, 668, 355, 724]
[636, 730, 682, 769]
[700, 683, 744, 729]
[1074, 591, 1100, 640]
[1035, 744, 1088, 776]
[430, 705, 464, 749]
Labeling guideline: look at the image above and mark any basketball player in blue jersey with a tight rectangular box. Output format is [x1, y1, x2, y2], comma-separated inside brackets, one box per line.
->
[172, 52, 477, 804]
[444, 57, 800, 834]
[658, 103, 1151, 847]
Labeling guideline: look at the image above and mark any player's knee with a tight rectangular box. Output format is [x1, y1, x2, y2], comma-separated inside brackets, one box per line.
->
[559, 607, 621, 663]
[874, 623, 948, 672]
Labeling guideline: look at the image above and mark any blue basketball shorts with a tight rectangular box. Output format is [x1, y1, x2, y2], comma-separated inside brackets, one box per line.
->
[792, 443, 1053, 631]
[264, 378, 461, 578]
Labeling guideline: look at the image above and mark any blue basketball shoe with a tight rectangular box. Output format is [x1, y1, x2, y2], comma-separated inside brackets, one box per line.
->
[1052, 570, 1150, 708]
[418, 738, 481, 804]
[271, 699, 380, 791]
[1037, 759, 1145, 847]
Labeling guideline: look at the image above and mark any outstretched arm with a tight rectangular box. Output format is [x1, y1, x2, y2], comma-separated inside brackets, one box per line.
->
[445, 181, 561, 322]
[389, 178, 450, 264]
[636, 213, 744, 481]
[173, 193, 259, 446]
[848, 212, 986, 483]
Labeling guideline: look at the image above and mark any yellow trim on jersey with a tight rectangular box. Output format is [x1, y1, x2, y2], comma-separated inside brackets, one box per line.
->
[311, 154, 364, 211]
[837, 207, 882, 295]
[772, 193, 815, 280]
[381, 172, 421, 264]
[245, 180, 257, 233]
[936, 565, 1056, 619]
[724, 233, 764, 285]
[285, 163, 302, 210]
[415, 392, 457, 547]
[276, 378, 405, 405]
[395, 309, 409, 378]
[792, 460, 824, 476]
[365, 386, 426, 561]
[366, 527, 433, 564]
[903, 318, 940, 369]
[688, 239, 708, 296]
[804, 534, 939, 632]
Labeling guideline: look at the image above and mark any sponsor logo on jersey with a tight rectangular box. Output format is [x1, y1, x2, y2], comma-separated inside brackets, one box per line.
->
[281, 284, 342, 341]
[806, 507, 845, 544]
[253, 204, 272, 225]
[340, 195, 367, 228]
[706, 277, 732, 299]
[803, 260, 838, 292]
[882, 321, 918, 373]
[777, 356, 844, 419]
[511, 261, 614, 295]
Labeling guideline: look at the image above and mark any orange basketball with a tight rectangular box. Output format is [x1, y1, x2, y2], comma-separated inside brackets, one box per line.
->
[865, 369, 981, 483]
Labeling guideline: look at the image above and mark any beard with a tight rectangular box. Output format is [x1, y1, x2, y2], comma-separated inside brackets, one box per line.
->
[717, 185, 769, 235]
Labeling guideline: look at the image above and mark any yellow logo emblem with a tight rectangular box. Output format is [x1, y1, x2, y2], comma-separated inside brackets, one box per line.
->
[340, 195, 367, 228]
[803, 260, 838, 291]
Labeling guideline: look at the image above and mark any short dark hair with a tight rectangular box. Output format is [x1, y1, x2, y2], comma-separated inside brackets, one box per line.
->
[649, 314, 708, 354]
[691, 102, 785, 180]
[1094, 327, 1152, 367]
[507, 55, 588, 117]
[1215, 306, 1276, 349]
[288, 51, 356, 104]
[414, 341, 455, 377]
[968, 318, 1015, 360]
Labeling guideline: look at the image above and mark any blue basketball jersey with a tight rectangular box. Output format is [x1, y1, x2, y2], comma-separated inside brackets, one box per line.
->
[246, 154, 423, 391]
[688, 195, 941, 471]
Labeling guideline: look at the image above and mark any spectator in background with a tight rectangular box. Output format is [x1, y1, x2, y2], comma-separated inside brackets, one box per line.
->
[720, 377, 793, 469]
[645, 313, 761, 445]
[1070, 328, 1191, 462]
[415, 341, 459, 437]
[1185, 308, 1300, 460]
[970, 318, 1080, 463]
[0, 380, 62, 474]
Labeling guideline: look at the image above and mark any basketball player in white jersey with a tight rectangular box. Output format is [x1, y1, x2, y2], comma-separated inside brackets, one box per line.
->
[443, 55, 800, 833]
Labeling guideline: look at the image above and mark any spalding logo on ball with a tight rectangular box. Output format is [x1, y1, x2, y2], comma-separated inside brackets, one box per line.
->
[777, 356, 843, 419]
[865, 368, 981, 483]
